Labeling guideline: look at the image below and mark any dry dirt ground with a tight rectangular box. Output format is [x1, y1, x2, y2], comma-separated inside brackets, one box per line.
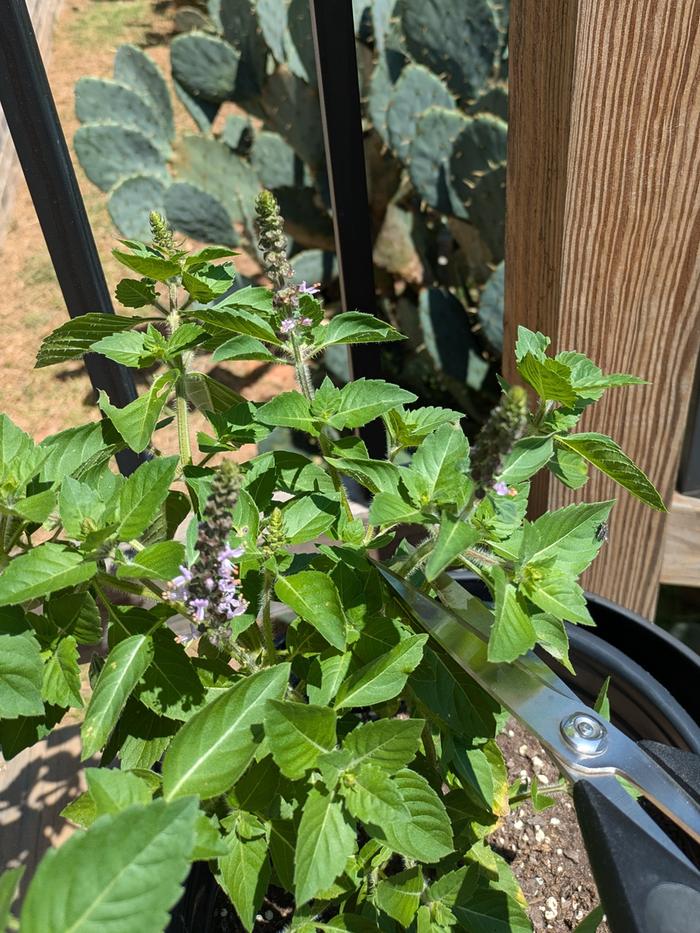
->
[0, 0, 295, 454]
[0, 3, 607, 930]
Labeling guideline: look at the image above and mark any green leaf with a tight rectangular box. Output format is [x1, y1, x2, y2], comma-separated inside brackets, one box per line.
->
[165, 323, 207, 357]
[112, 248, 181, 280]
[275, 572, 347, 650]
[378, 768, 453, 862]
[529, 774, 559, 812]
[375, 866, 423, 927]
[342, 718, 424, 773]
[314, 312, 403, 349]
[115, 278, 157, 308]
[90, 331, 154, 368]
[522, 572, 593, 625]
[548, 446, 589, 490]
[116, 456, 179, 540]
[384, 405, 463, 448]
[264, 699, 336, 779]
[520, 500, 614, 575]
[497, 436, 554, 485]
[0, 630, 44, 717]
[452, 883, 531, 932]
[425, 515, 479, 581]
[556, 433, 666, 510]
[294, 787, 356, 905]
[81, 634, 154, 760]
[488, 568, 537, 663]
[594, 676, 611, 721]
[117, 541, 185, 581]
[212, 334, 278, 363]
[216, 285, 274, 314]
[517, 354, 577, 405]
[256, 391, 319, 435]
[98, 372, 177, 453]
[35, 314, 142, 368]
[191, 812, 228, 860]
[85, 767, 153, 815]
[325, 456, 401, 495]
[335, 634, 427, 709]
[573, 903, 605, 932]
[0, 543, 97, 606]
[42, 636, 83, 707]
[182, 261, 235, 302]
[184, 371, 245, 414]
[531, 613, 573, 673]
[281, 493, 338, 544]
[218, 823, 270, 932]
[133, 628, 205, 721]
[194, 306, 282, 345]
[162, 663, 290, 800]
[46, 592, 102, 645]
[59, 476, 104, 539]
[410, 423, 471, 506]
[324, 379, 416, 430]
[514, 326, 550, 362]
[306, 652, 352, 706]
[11, 488, 57, 524]
[20, 797, 198, 933]
[368, 492, 426, 526]
[342, 764, 409, 824]
[0, 865, 24, 931]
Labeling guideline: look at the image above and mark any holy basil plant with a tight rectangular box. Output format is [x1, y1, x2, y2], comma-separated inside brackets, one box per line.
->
[0, 194, 663, 932]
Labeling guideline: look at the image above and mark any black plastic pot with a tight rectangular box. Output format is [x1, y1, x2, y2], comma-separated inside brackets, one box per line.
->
[450, 571, 700, 754]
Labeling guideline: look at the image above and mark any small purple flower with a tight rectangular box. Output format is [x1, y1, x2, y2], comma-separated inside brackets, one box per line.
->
[298, 281, 320, 296]
[176, 622, 200, 645]
[300, 317, 313, 327]
[279, 318, 296, 335]
[189, 598, 209, 622]
[493, 481, 509, 496]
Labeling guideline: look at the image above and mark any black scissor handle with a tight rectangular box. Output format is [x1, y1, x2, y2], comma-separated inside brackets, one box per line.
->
[574, 743, 700, 933]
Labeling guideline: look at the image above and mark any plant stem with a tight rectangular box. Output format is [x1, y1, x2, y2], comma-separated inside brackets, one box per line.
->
[397, 538, 433, 577]
[260, 569, 276, 664]
[167, 279, 193, 468]
[509, 781, 568, 806]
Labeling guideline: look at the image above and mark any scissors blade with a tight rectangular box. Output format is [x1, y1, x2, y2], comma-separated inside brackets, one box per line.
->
[378, 563, 700, 853]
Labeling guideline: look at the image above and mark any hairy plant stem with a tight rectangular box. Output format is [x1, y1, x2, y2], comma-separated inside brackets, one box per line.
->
[168, 279, 193, 467]
[260, 569, 276, 664]
[509, 781, 568, 806]
[397, 538, 433, 577]
[290, 332, 355, 523]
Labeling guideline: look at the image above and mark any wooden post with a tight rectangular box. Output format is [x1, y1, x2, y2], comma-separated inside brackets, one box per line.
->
[505, 0, 700, 619]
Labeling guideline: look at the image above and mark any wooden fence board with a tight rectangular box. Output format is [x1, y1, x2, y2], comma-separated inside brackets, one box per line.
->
[505, 0, 700, 618]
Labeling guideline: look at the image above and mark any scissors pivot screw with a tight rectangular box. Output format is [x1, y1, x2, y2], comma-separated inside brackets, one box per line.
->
[560, 712, 608, 757]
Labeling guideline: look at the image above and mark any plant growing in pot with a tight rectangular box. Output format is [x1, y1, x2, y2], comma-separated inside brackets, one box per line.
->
[0, 194, 663, 932]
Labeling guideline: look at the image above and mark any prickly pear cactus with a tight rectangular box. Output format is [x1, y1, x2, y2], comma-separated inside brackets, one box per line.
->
[73, 0, 509, 423]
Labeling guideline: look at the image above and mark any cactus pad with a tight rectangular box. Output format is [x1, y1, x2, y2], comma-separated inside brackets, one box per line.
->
[173, 80, 220, 132]
[259, 68, 325, 169]
[398, 0, 500, 101]
[218, 0, 267, 99]
[221, 114, 253, 152]
[74, 123, 168, 193]
[290, 249, 338, 286]
[75, 78, 170, 155]
[386, 64, 455, 162]
[469, 82, 508, 121]
[171, 32, 240, 103]
[408, 106, 468, 218]
[178, 135, 260, 226]
[418, 286, 488, 390]
[108, 174, 169, 240]
[371, 0, 398, 54]
[449, 114, 507, 208]
[113, 44, 174, 142]
[251, 131, 313, 190]
[275, 187, 335, 252]
[468, 162, 506, 261]
[367, 48, 406, 145]
[256, 0, 287, 63]
[285, 0, 316, 85]
[478, 261, 504, 351]
[165, 181, 237, 246]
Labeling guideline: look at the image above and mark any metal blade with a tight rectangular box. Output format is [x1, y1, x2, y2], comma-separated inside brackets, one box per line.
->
[378, 563, 700, 853]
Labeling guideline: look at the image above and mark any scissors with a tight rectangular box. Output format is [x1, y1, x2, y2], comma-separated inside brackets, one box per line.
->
[377, 564, 700, 933]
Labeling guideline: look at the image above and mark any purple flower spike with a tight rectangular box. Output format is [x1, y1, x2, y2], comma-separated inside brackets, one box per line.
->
[493, 481, 509, 496]
[300, 317, 313, 327]
[218, 545, 244, 562]
[189, 598, 209, 622]
[279, 318, 296, 335]
[298, 281, 320, 296]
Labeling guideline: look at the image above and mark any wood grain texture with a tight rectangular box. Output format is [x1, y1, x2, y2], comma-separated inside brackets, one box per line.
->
[660, 493, 700, 586]
[505, 0, 700, 618]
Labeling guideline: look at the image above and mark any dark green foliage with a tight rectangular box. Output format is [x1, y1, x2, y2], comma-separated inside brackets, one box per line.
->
[171, 32, 241, 103]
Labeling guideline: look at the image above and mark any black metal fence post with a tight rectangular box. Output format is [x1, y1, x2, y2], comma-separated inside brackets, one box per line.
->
[0, 0, 143, 474]
[309, 0, 385, 457]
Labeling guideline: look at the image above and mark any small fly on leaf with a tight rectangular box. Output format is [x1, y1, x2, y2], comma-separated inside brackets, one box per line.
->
[595, 521, 609, 543]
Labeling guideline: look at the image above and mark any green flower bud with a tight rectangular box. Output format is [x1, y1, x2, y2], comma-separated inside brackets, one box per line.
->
[255, 190, 293, 288]
[149, 211, 175, 253]
[470, 385, 529, 491]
